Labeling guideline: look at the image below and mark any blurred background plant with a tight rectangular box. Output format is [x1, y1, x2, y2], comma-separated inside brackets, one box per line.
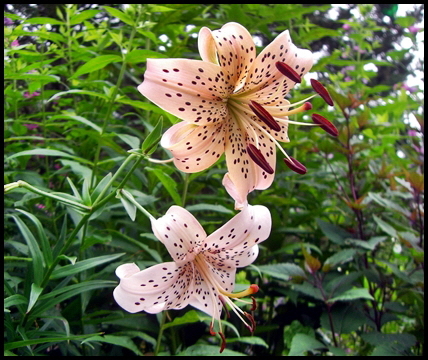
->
[4, 4, 423, 356]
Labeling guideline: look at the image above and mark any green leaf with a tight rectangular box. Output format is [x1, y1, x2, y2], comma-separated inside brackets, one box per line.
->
[373, 215, 397, 237]
[125, 49, 167, 64]
[257, 263, 306, 281]
[50, 253, 125, 279]
[288, 333, 326, 356]
[176, 344, 247, 356]
[328, 288, 374, 303]
[320, 303, 366, 334]
[15, 208, 53, 266]
[316, 219, 354, 244]
[82, 335, 142, 355]
[27, 283, 43, 313]
[5, 74, 60, 84]
[24, 17, 64, 25]
[104, 6, 135, 26]
[59, 159, 92, 179]
[362, 332, 416, 348]
[185, 203, 235, 215]
[6, 149, 93, 165]
[323, 249, 357, 268]
[346, 236, 387, 250]
[48, 89, 109, 102]
[91, 172, 113, 202]
[146, 167, 182, 206]
[117, 190, 137, 221]
[49, 115, 102, 133]
[368, 192, 410, 216]
[141, 117, 163, 155]
[69, 9, 99, 25]
[162, 310, 201, 330]
[292, 282, 324, 301]
[71, 55, 122, 79]
[227, 336, 268, 348]
[11, 215, 45, 286]
[117, 133, 140, 150]
[4, 294, 28, 310]
[4, 333, 103, 351]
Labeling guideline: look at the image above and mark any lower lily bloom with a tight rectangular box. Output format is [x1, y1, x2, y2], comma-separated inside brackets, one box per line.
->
[138, 22, 337, 209]
[113, 204, 271, 352]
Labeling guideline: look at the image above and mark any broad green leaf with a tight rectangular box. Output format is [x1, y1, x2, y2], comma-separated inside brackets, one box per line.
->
[162, 310, 201, 330]
[69, 9, 99, 25]
[91, 172, 113, 202]
[6, 149, 93, 166]
[82, 335, 142, 355]
[146, 167, 182, 206]
[5, 73, 60, 84]
[323, 249, 357, 270]
[27, 283, 43, 313]
[125, 49, 167, 64]
[328, 288, 374, 303]
[320, 303, 366, 334]
[176, 344, 247, 356]
[71, 55, 122, 79]
[48, 89, 109, 102]
[257, 263, 306, 281]
[104, 6, 135, 26]
[373, 215, 397, 237]
[316, 219, 354, 244]
[11, 215, 44, 286]
[368, 192, 410, 216]
[185, 203, 235, 215]
[141, 117, 163, 155]
[288, 333, 326, 356]
[49, 115, 102, 133]
[227, 336, 268, 348]
[117, 133, 140, 150]
[4, 294, 28, 310]
[115, 98, 168, 114]
[59, 159, 92, 179]
[50, 253, 125, 279]
[292, 282, 324, 300]
[361, 332, 416, 348]
[24, 17, 64, 25]
[346, 236, 387, 250]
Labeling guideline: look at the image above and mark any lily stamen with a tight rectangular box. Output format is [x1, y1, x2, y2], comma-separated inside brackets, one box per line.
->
[247, 144, 274, 174]
[275, 61, 302, 83]
[249, 100, 281, 131]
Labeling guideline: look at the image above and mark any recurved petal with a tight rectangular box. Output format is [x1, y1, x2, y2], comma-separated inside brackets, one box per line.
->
[151, 205, 207, 264]
[161, 121, 226, 173]
[138, 58, 232, 126]
[113, 262, 194, 313]
[198, 22, 257, 92]
[203, 204, 271, 258]
[239, 29, 313, 104]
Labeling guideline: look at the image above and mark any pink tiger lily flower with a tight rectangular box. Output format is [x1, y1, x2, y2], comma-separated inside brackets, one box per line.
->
[138, 22, 336, 209]
[113, 204, 271, 352]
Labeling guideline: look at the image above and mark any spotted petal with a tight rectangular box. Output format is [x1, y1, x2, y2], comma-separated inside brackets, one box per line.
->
[203, 204, 271, 268]
[198, 22, 257, 93]
[161, 121, 226, 173]
[151, 205, 207, 265]
[113, 262, 194, 313]
[138, 58, 231, 126]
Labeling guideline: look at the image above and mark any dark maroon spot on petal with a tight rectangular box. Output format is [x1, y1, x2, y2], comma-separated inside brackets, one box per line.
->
[310, 79, 334, 106]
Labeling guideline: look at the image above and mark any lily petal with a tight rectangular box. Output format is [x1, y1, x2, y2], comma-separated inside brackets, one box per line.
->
[138, 58, 231, 125]
[113, 262, 194, 313]
[198, 22, 257, 92]
[161, 121, 226, 173]
[151, 205, 207, 264]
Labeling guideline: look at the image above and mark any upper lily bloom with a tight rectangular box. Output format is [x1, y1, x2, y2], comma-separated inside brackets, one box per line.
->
[113, 204, 271, 352]
[138, 22, 336, 208]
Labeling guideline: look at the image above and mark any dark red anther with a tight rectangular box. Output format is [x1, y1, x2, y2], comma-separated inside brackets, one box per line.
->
[244, 312, 256, 333]
[275, 61, 302, 83]
[310, 79, 334, 106]
[247, 144, 274, 174]
[219, 332, 227, 353]
[250, 296, 257, 311]
[209, 322, 216, 335]
[312, 114, 338, 137]
[283, 156, 307, 175]
[249, 100, 281, 132]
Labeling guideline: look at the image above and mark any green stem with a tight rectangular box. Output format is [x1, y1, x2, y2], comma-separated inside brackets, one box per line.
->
[154, 311, 167, 356]
[181, 173, 190, 207]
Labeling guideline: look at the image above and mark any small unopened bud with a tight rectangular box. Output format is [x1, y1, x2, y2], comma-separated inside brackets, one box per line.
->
[284, 156, 307, 174]
[275, 62, 302, 83]
[312, 114, 338, 137]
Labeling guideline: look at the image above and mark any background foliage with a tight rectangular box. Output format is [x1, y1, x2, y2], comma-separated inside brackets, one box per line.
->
[4, 4, 424, 356]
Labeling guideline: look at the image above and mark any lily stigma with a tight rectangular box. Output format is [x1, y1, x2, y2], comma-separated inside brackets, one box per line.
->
[113, 204, 272, 352]
[138, 22, 337, 208]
